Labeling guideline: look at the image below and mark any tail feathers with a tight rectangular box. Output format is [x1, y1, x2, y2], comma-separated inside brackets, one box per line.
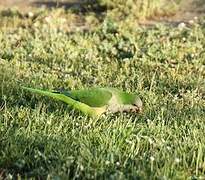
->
[22, 86, 104, 118]
[22, 86, 72, 104]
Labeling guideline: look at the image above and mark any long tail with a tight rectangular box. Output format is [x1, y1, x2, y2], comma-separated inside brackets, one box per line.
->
[22, 86, 103, 118]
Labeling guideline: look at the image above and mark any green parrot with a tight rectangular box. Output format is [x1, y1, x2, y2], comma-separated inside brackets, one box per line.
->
[22, 87, 143, 118]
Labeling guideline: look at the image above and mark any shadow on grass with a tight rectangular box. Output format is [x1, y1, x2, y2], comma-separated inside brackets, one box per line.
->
[0, 132, 76, 179]
[0, 123, 151, 179]
[32, 0, 106, 14]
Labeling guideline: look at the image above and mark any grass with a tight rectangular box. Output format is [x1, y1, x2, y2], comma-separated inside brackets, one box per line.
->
[97, 0, 179, 19]
[0, 0, 205, 179]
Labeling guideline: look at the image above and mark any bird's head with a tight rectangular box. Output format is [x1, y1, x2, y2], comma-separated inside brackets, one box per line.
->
[131, 96, 143, 113]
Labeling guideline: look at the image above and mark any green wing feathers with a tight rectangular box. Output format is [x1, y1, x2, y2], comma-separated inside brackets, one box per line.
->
[69, 88, 112, 107]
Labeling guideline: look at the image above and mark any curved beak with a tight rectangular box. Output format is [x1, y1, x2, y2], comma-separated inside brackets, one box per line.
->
[131, 106, 143, 113]
[138, 107, 143, 113]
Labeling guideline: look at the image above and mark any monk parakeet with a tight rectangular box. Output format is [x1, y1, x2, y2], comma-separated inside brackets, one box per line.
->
[22, 87, 143, 118]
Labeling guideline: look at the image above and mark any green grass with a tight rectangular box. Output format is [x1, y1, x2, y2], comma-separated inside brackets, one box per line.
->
[97, 0, 179, 19]
[0, 1, 205, 179]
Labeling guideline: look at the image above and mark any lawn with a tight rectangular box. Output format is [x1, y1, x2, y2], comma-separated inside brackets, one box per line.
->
[0, 0, 205, 179]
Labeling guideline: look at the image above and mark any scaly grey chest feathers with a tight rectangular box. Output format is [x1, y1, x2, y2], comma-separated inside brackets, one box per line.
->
[107, 94, 136, 113]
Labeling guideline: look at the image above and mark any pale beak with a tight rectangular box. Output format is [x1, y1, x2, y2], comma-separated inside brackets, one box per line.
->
[138, 107, 143, 113]
[131, 106, 143, 113]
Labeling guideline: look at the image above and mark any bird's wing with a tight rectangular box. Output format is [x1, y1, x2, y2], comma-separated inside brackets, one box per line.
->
[67, 88, 113, 107]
